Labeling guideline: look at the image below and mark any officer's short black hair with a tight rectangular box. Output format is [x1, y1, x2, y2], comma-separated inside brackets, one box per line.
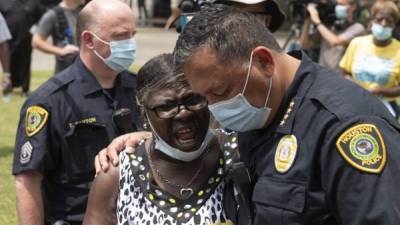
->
[136, 54, 189, 107]
[173, 4, 282, 71]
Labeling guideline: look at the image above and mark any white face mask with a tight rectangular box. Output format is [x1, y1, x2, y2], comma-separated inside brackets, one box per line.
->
[90, 32, 137, 72]
[208, 51, 273, 132]
[371, 23, 393, 41]
[146, 112, 215, 162]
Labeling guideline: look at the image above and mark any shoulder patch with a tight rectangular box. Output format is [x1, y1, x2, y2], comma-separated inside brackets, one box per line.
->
[336, 124, 386, 173]
[25, 106, 49, 137]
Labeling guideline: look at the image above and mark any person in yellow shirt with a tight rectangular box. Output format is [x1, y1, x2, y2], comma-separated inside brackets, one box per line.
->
[340, 0, 400, 118]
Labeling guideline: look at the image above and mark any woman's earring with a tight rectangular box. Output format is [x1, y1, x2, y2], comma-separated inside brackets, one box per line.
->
[143, 122, 149, 130]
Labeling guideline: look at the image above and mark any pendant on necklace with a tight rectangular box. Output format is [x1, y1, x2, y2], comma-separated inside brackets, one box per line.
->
[180, 188, 194, 198]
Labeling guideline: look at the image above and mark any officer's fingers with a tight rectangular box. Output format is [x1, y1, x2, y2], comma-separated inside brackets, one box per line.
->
[94, 155, 101, 177]
[125, 139, 138, 154]
[108, 146, 120, 166]
[125, 131, 152, 153]
[98, 148, 110, 172]
[128, 131, 153, 147]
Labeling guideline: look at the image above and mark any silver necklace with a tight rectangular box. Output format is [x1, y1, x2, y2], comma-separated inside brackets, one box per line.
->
[147, 146, 207, 199]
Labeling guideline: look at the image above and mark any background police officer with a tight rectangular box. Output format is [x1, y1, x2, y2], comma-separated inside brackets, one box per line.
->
[13, 0, 141, 224]
[173, 5, 400, 225]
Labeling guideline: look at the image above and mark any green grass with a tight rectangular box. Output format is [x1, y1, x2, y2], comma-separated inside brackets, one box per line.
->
[0, 70, 51, 225]
[0, 64, 141, 225]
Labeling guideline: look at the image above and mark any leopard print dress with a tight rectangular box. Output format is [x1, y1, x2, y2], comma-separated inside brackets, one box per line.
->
[116, 132, 238, 225]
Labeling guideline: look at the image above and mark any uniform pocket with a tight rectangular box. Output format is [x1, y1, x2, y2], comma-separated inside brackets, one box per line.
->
[64, 122, 109, 180]
[252, 177, 306, 225]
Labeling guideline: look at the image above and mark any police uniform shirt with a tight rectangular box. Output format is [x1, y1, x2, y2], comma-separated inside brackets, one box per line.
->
[238, 51, 400, 225]
[12, 57, 141, 223]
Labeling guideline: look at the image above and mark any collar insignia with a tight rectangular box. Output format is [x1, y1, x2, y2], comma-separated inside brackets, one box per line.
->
[280, 101, 295, 126]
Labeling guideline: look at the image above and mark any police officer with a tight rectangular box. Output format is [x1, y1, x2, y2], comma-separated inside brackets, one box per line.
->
[13, 0, 141, 224]
[172, 5, 400, 225]
[0, 0, 42, 96]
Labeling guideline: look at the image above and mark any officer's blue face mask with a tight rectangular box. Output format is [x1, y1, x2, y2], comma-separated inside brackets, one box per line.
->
[335, 4, 348, 20]
[208, 51, 273, 132]
[90, 32, 137, 73]
[371, 23, 393, 41]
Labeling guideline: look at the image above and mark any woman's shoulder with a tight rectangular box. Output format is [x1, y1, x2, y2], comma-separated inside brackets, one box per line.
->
[391, 38, 400, 49]
[119, 141, 147, 174]
[214, 129, 240, 166]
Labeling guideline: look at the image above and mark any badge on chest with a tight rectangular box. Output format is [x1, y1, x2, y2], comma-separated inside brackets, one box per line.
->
[275, 135, 298, 173]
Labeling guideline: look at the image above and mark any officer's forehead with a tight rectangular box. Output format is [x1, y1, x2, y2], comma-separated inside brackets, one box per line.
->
[83, 0, 134, 24]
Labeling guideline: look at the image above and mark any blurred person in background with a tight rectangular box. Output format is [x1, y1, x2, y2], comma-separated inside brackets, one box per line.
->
[0, 0, 42, 97]
[300, 0, 365, 73]
[164, 0, 285, 32]
[340, 0, 400, 118]
[215, 0, 285, 33]
[357, 0, 373, 27]
[137, 0, 148, 20]
[0, 12, 12, 102]
[32, 0, 83, 74]
[165, 0, 182, 29]
[13, 0, 141, 224]
[392, 0, 400, 39]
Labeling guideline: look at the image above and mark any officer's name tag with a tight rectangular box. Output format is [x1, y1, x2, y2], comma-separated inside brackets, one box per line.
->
[68, 117, 97, 128]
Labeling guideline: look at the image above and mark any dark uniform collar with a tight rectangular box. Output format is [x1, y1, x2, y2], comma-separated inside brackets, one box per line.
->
[274, 50, 317, 135]
[238, 51, 318, 152]
[72, 57, 136, 96]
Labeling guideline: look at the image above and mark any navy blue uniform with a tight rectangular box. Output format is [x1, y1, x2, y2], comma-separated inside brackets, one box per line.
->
[12, 57, 141, 224]
[238, 51, 400, 225]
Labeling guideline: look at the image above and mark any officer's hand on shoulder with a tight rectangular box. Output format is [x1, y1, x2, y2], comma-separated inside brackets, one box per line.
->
[95, 131, 152, 176]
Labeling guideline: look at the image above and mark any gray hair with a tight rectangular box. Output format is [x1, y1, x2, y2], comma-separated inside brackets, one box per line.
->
[136, 54, 189, 107]
[173, 4, 282, 70]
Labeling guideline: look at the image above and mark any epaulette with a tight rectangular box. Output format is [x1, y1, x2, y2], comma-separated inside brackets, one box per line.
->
[34, 69, 76, 98]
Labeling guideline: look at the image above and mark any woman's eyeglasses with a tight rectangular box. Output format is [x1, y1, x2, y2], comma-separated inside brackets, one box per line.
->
[147, 95, 208, 119]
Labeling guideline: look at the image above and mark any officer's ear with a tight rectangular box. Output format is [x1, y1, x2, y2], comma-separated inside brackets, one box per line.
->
[82, 31, 95, 49]
[252, 46, 275, 79]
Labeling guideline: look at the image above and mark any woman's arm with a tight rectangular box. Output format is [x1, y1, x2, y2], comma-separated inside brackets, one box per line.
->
[83, 164, 120, 225]
[369, 86, 400, 98]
